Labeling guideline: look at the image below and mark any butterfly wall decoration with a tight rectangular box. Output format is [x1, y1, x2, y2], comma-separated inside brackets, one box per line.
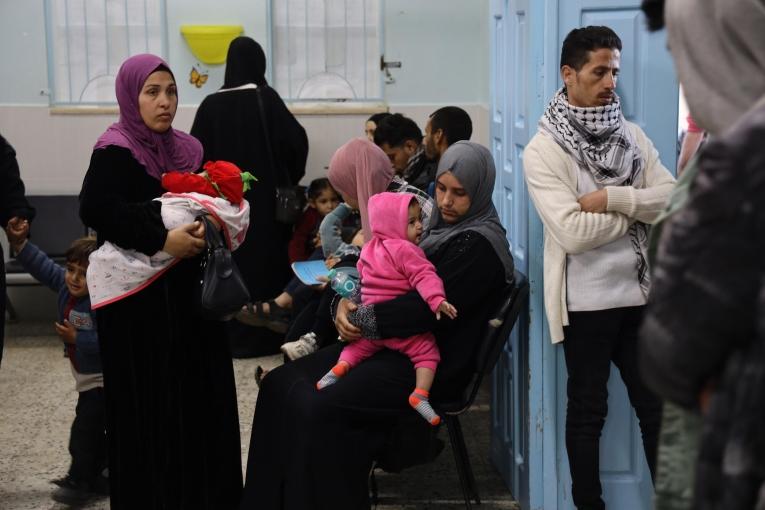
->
[189, 66, 209, 88]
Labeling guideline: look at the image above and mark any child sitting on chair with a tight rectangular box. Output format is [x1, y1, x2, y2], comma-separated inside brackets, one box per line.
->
[287, 178, 342, 264]
[5, 220, 107, 505]
[275, 201, 364, 361]
[316, 192, 457, 426]
[235, 177, 354, 334]
[86, 160, 252, 309]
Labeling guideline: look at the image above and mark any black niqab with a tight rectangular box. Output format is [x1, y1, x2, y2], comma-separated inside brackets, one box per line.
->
[223, 36, 267, 88]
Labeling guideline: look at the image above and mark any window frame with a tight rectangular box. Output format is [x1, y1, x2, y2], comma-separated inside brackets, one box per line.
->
[43, 0, 169, 107]
[267, 0, 385, 103]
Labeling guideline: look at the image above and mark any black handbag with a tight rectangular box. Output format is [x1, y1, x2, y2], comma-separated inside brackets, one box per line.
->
[196, 215, 251, 320]
[256, 86, 306, 224]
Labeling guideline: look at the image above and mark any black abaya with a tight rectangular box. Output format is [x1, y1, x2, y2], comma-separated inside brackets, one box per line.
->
[191, 86, 308, 304]
[0, 134, 35, 367]
[79, 146, 242, 510]
[239, 231, 506, 509]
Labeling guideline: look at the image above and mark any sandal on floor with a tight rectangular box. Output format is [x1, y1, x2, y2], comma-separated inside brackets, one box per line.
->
[263, 299, 291, 334]
[235, 300, 291, 333]
[235, 301, 269, 327]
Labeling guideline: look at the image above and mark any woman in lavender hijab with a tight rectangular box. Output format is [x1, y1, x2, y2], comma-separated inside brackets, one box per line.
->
[79, 54, 242, 509]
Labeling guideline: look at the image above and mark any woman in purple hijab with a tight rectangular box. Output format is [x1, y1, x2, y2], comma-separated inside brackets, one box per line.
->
[79, 54, 242, 509]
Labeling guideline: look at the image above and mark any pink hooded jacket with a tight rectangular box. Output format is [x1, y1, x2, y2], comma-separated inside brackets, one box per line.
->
[358, 192, 446, 313]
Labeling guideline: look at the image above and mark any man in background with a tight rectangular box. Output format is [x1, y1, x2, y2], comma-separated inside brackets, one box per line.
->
[423, 106, 473, 162]
[373, 113, 435, 192]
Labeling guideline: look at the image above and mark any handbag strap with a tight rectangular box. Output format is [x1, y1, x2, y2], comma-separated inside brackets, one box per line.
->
[255, 87, 291, 188]
[197, 215, 224, 250]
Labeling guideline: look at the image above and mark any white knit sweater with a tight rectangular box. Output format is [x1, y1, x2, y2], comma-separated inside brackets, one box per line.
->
[523, 122, 675, 343]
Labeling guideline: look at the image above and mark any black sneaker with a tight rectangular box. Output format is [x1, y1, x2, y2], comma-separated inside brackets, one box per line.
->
[51, 475, 108, 505]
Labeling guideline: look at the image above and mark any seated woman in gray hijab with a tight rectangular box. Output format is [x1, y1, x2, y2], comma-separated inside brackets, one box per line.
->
[238, 141, 514, 510]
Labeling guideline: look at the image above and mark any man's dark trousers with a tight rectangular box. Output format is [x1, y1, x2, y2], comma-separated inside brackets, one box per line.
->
[563, 306, 662, 510]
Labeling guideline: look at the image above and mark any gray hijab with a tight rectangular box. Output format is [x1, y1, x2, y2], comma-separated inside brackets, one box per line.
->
[666, 0, 765, 135]
[420, 141, 515, 283]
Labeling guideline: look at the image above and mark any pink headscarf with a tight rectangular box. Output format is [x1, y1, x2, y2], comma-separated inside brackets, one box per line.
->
[95, 54, 203, 180]
[327, 138, 394, 240]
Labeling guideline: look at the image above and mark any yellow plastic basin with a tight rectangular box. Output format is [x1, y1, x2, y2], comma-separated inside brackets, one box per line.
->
[180, 25, 243, 65]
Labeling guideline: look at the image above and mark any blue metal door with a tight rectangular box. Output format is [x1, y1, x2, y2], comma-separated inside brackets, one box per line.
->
[489, 1, 678, 509]
[489, 0, 531, 508]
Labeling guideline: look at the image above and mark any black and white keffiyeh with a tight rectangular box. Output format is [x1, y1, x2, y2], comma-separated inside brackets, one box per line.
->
[540, 87, 650, 296]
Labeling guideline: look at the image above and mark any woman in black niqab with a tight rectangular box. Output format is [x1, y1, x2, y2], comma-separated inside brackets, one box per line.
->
[191, 36, 309, 354]
[222, 36, 267, 88]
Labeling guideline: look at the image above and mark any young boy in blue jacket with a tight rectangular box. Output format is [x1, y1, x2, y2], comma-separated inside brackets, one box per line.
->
[6, 217, 107, 505]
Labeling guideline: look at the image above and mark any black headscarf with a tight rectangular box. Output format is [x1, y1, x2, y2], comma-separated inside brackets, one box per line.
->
[222, 36, 267, 89]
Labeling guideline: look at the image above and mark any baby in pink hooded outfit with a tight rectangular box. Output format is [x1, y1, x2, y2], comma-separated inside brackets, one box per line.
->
[317, 192, 456, 425]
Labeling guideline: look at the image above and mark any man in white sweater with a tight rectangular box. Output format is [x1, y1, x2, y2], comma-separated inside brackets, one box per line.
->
[523, 26, 675, 510]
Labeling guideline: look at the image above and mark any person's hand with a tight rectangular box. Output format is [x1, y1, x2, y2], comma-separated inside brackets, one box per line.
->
[325, 256, 340, 269]
[436, 300, 458, 320]
[351, 231, 364, 247]
[188, 219, 206, 239]
[313, 233, 322, 248]
[54, 320, 77, 345]
[6, 216, 30, 253]
[578, 189, 608, 213]
[163, 222, 206, 258]
[335, 298, 361, 341]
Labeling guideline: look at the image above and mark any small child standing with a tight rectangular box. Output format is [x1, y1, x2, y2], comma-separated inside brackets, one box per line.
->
[5, 218, 107, 505]
[316, 192, 457, 425]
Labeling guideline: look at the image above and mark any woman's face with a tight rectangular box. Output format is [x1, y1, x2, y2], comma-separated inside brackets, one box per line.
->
[435, 171, 471, 224]
[139, 70, 178, 133]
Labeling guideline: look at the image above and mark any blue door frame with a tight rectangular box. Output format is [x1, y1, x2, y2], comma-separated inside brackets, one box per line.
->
[490, 1, 678, 508]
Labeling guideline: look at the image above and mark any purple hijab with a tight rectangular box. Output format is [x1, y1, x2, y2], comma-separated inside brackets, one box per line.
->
[95, 54, 202, 180]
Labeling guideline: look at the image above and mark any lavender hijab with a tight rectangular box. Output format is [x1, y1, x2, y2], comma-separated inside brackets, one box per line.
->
[95, 54, 202, 180]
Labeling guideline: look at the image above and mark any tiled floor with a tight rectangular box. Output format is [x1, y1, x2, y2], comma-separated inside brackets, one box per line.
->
[0, 320, 518, 510]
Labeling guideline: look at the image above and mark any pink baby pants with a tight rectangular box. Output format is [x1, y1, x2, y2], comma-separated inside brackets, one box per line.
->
[339, 333, 441, 371]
